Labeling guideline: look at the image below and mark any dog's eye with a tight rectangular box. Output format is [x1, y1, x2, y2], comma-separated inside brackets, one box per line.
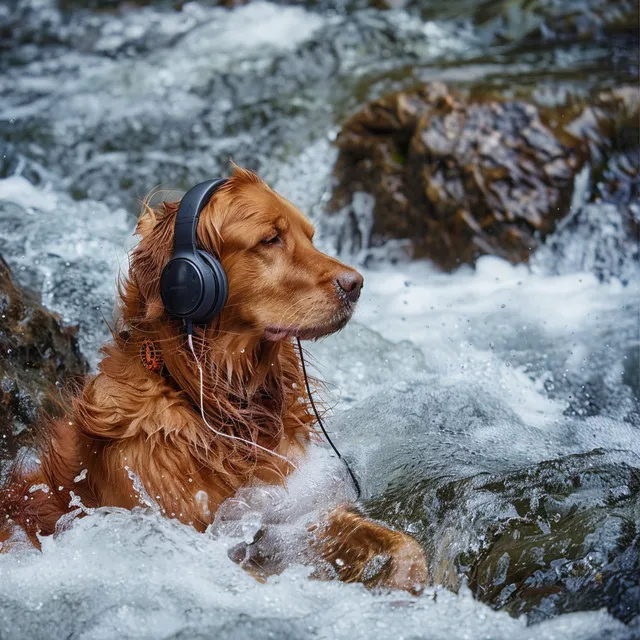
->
[261, 230, 281, 246]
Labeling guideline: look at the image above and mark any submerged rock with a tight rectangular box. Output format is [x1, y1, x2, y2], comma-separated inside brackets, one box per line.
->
[0, 256, 87, 461]
[463, 452, 640, 624]
[326, 82, 639, 270]
[366, 449, 640, 625]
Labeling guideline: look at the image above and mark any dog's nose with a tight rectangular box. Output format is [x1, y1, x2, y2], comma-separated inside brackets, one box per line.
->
[336, 271, 363, 303]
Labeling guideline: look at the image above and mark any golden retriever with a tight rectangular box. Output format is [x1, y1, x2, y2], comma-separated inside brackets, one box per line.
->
[0, 166, 427, 594]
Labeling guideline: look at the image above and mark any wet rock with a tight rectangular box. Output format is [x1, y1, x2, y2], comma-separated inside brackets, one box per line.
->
[326, 82, 639, 270]
[326, 82, 580, 268]
[532, 152, 640, 284]
[366, 449, 640, 625]
[0, 184, 134, 365]
[532, 88, 640, 283]
[0, 256, 87, 461]
[462, 453, 640, 624]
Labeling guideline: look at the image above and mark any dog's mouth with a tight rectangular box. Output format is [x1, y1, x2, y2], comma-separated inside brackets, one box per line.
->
[264, 310, 353, 342]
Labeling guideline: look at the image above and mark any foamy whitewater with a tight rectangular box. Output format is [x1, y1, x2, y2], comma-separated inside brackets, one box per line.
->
[0, 1, 638, 638]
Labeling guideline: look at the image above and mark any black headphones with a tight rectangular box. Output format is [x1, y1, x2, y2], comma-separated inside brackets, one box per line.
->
[160, 179, 229, 324]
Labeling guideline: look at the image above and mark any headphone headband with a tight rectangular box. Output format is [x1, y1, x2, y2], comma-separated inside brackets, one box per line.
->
[173, 178, 228, 251]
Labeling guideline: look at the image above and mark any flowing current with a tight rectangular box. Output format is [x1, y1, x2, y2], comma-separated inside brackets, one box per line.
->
[0, 1, 638, 638]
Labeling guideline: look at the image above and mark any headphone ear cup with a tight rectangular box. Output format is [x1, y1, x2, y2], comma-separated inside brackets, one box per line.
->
[160, 256, 206, 319]
[196, 250, 228, 321]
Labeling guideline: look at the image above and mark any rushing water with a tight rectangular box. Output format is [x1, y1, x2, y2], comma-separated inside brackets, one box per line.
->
[0, 1, 638, 638]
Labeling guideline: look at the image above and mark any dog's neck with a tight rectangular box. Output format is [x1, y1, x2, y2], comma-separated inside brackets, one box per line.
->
[184, 325, 287, 397]
[137, 328, 280, 390]
[125, 320, 304, 436]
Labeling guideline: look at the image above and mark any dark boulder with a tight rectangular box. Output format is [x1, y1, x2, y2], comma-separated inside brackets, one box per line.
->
[0, 256, 87, 461]
[326, 82, 638, 270]
[366, 449, 640, 625]
[532, 148, 640, 284]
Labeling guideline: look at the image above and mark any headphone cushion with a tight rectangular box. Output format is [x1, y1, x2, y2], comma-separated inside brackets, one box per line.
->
[197, 250, 228, 321]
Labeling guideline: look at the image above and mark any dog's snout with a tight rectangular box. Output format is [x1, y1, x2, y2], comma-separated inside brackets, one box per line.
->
[335, 271, 363, 303]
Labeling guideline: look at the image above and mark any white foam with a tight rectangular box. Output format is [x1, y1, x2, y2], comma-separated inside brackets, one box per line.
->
[351, 256, 636, 432]
[0, 176, 57, 213]
[0, 491, 629, 640]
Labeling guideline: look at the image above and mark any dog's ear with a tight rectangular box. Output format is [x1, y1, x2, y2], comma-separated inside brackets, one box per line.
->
[129, 201, 178, 322]
[127, 188, 229, 325]
[136, 203, 157, 239]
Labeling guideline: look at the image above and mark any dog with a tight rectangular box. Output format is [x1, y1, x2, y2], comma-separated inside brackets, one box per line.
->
[0, 166, 427, 594]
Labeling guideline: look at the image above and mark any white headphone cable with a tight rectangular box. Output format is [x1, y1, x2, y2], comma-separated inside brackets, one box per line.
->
[186, 322, 298, 471]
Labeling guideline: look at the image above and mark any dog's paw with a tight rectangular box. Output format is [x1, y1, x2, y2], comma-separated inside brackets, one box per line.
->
[363, 536, 428, 596]
[310, 507, 429, 595]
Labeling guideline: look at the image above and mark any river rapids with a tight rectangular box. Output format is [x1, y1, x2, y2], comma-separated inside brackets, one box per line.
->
[0, 1, 638, 638]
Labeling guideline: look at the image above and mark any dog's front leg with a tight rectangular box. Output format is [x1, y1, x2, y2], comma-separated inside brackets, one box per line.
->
[308, 506, 428, 595]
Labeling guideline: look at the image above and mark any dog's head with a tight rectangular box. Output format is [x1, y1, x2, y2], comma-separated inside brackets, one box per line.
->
[131, 166, 362, 342]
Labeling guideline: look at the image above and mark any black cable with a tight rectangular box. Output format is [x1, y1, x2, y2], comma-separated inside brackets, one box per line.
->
[296, 337, 362, 500]
[186, 320, 360, 497]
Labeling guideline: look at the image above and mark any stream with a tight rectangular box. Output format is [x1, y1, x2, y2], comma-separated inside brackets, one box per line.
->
[0, 1, 638, 638]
